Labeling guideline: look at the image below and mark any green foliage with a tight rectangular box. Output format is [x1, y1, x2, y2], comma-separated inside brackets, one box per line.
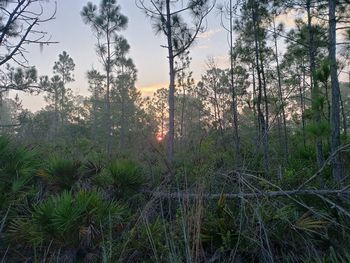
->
[41, 157, 81, 191]
[81, 158, 103, 177]
[1, 134, 350, 262]
[311, 96, 326, 112]
[120, 217, 170, 262]
[97, 159, 145, 199]
[306, 120, 331, 138]
[8, 190, 127, 259]
[316, 59, 331, 84]
[3, 0, 350, 261]
[0, 137, 39, 211]
[201, 197, 257, 260]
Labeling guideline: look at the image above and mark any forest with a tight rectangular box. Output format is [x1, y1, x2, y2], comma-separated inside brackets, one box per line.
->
[1, 0, 350, 262]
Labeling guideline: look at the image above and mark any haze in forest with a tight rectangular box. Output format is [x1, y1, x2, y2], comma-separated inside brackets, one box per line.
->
[1, 0, 350, 262]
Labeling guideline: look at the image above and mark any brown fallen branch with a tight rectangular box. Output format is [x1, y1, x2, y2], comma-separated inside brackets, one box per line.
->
[147, 189, 350, 200]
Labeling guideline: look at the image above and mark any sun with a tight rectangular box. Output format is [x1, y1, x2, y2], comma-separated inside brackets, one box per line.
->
[156, 133, 164, 142]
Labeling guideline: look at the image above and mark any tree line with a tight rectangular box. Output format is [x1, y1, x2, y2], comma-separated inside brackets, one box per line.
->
[1, 0, 350, 262]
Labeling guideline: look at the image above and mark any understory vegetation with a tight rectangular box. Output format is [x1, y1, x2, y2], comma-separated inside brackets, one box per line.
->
[1, 0, 350, 262]
[0, 135, 349, 262]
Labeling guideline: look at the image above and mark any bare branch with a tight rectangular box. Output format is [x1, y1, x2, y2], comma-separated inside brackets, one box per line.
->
[148, 189, 350, 199]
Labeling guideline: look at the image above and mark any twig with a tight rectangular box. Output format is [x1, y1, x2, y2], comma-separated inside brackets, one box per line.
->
[316, 194, 350, 219]
[297, 144, 350, 190]
[146, 189, 350, 200]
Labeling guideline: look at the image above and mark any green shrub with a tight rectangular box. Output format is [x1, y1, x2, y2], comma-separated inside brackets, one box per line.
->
[0, 137, 39, 211]
[97, 159, 145, 199]
[8, 190, 127, 261]
[40, 157, 81, 191]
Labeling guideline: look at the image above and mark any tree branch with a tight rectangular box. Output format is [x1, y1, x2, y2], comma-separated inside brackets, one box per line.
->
[147, 189, 350, 200]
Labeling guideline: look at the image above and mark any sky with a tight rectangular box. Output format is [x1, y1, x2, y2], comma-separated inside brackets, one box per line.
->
[6, 1, 349, 112]
[15, 0, 230, 112]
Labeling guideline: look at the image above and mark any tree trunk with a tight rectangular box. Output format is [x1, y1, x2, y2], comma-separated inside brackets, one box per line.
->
[257, 26, 269, 173]
[252, 4, 268, 173]
[92, 93, 98, 141]
[54, 87, 59, 138]
[252, 65, 259, 140]
[300, 67, 307, 147]
[120, 89, 126, 149]
[340, 92, 347, 139]
[307, 0, 324, 169]
[340, 75, 348, 139]
[106, 30, 112, 157]
[273, 17, 288, 163]
[180, 85, 186, 139]
[259, 42, 269, 133]
[166, 0, 175, 165]
[328, 0, 342, 182]
[229, 0, 240, 157]
[61, 75, 66, 125]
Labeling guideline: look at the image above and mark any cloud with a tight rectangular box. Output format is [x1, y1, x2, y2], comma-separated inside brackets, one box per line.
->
[198, 28, 222, 40]
[138, 82, 168, 97]
[276, 9, 306, 28]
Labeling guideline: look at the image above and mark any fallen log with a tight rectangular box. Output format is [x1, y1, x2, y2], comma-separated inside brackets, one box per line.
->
[147, 189, 350, 200]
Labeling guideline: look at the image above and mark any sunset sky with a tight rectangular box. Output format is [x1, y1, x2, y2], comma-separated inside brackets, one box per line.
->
[16, 0, 230, 112]
[12, 1, 347, 113]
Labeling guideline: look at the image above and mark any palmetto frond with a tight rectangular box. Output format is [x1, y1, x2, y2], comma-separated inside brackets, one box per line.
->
[0, 137, 39, 210]
[24, 190, 126, 247]
[44, 157, 81, 191]
[293, 211, 328, 234]
[99, 159, 145, 198]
